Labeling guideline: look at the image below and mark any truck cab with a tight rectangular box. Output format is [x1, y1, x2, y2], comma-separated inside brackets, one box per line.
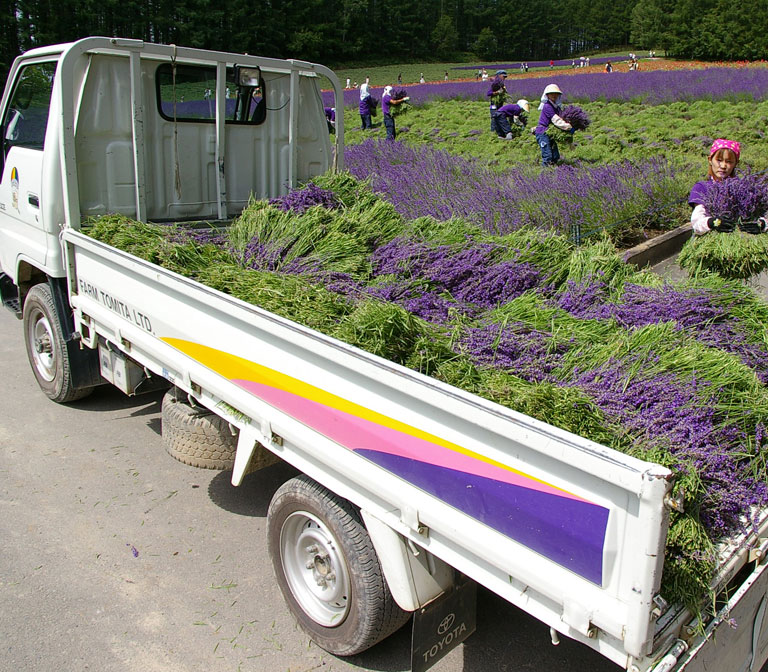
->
[0, 37, 344, 294]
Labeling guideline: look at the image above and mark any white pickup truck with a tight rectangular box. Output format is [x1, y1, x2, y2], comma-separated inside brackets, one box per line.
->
[1, 37, 768, 672]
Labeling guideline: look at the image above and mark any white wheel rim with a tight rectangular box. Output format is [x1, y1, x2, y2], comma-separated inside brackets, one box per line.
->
[28, 308, 56, 382]
[280, 511, 351, 627]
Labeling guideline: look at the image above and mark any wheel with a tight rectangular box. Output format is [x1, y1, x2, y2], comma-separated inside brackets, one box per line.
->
[267, 475, 410, 656]
[161, 389, 237, 469]
[22, 283, 91, 403]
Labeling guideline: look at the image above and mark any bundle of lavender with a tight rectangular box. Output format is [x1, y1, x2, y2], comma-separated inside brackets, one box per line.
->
[679, 174, 768, 280]
[559, 104, 591, 131]
[552, 104, 591, 144]
[389, 88, 411, 117]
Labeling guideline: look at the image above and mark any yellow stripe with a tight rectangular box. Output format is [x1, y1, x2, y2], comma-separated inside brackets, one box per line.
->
[164, 337, 561, 489]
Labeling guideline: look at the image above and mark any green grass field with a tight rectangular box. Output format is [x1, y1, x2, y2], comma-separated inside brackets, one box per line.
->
[340, 98, 768, 175]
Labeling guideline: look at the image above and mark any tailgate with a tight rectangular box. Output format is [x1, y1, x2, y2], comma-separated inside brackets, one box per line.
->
[673, 558, 768, 672]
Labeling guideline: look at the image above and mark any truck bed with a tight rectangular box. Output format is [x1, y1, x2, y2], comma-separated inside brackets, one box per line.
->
[61, 225, 687, 669]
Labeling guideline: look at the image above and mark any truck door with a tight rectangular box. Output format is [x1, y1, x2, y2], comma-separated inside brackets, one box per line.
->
[0, 61, 56, 278]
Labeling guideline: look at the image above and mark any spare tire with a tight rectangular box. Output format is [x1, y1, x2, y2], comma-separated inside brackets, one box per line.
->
[161, 389, 237, 469]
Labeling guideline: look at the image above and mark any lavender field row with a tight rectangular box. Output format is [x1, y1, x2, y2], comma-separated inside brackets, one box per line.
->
[325, 66, 768, 108]
[344, 139, 690, 242]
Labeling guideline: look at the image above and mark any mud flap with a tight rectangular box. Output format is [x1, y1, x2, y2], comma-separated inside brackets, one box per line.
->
[49, 277, 103, 390]
[411, 575, 476, 672]
[0, 272, 21, 316]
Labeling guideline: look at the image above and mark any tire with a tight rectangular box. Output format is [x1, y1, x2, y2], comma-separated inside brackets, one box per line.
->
[267, 475, 410, 656]
[22, 283, 91, 403]
[161, 389, 237, 469]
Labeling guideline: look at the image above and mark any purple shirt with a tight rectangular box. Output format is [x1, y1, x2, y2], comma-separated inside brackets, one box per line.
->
[534, 99, 560, 135]
[688, 179, 715, 207]
[359, 96, 371, 115]
[486, 79, 506, 109]
[324, 107, 335, 122]
[382, 94, 392, 115]
[496, 103, 524, 118]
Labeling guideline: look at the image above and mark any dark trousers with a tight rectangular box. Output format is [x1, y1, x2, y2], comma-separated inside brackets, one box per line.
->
[383, 114, 396, 140]
[491, 111, 512, 137]
[535, 132, 560, 166]
[360, 113, 372, 130]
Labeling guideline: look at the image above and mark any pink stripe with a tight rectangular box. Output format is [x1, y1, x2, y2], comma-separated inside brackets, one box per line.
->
[234, 378, 587, 502]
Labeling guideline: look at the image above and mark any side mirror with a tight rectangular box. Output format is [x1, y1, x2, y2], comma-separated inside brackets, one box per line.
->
[235, 66, 262, 88]
[232, 65, 266, 124]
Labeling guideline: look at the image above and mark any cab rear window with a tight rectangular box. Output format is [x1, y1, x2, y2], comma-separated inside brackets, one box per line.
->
[155, 63, 265, 124]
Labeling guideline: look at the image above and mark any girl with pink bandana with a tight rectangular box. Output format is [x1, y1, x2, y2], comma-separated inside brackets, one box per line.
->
[689, 139, 768, 234]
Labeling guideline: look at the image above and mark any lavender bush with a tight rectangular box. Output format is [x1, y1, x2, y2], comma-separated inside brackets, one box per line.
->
[345, 139, 688, 241]
[452, 57, 618, 71]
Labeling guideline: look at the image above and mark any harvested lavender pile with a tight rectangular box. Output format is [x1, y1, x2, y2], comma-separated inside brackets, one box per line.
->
[679, 174, 768, 279]
[84, 173, 768, 611]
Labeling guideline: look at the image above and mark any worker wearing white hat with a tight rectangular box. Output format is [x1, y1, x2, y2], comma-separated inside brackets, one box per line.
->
[492, 99, 531, 139]
[533, 83, 573, 166]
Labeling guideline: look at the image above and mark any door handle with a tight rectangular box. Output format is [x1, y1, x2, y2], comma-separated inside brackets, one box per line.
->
[28, 194, 39, 208]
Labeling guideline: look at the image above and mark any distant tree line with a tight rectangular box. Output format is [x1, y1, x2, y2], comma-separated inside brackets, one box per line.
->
[2, 0, 766, 81]
[630, 0, 768, 61]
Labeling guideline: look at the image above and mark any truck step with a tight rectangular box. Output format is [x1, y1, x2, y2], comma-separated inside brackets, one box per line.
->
[0, 273, 21, 318]
[3, 297, 20, 314]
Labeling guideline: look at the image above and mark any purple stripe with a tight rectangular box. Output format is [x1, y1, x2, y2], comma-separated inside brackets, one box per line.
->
[357, 449, 608, 584]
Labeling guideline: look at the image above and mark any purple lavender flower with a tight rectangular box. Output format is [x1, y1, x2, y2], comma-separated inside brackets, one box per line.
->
[568, 359, 768, 536]
[324, 67, 768, 109]
[559, 105, 591, 131]
[454, 261, 543, 309]
[460, 321, 568, 383]
[269, 183, 340, 214]
[345, 140, 687, 236]
[702, 173, 768, 223]
[552, 280, 768, 383]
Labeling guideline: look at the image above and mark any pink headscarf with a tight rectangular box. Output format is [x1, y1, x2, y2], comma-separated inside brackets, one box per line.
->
[709, 138, 741, 159]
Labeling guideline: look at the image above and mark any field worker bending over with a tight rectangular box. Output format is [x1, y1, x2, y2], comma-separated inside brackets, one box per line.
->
[381, 86, 407, 140]
[689, 139, 768, 234]
[533, 83, 572, 167]
[492, 99, 530, 139]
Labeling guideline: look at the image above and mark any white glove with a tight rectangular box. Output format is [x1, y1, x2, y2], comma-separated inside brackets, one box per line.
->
[759, 216, 768, 233]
